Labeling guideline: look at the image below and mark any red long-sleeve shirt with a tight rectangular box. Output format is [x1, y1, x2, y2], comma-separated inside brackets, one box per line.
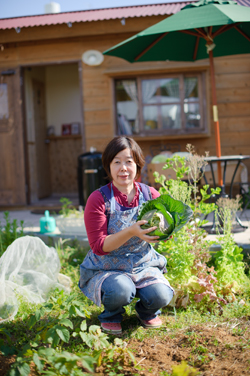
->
[84, 182, 160, 255]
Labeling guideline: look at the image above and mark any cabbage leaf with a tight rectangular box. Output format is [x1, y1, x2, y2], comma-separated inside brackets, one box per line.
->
[137, 194, 193, 240]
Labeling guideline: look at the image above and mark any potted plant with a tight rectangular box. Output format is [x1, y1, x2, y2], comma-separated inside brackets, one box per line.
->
[56, 198, 87, 236]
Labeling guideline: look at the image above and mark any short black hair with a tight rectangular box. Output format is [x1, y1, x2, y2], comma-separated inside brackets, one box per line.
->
[102, 136, 145, 180]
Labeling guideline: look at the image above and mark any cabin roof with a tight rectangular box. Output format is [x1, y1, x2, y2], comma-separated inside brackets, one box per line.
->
[0, 1, 227, 30]
[0, 0, 248, 31]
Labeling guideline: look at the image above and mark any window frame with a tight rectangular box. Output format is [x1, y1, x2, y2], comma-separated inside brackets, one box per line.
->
[114, 70, 208, 139]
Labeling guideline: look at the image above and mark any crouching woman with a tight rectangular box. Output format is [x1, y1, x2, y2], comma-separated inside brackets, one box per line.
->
[79, 136, 174, 335]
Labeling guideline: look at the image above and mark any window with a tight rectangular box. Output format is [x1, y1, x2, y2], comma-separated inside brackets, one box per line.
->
[0, 84, 9, 120]
[114, 72, 207, 137]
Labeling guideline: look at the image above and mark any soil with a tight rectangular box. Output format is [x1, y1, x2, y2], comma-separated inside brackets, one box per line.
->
[1, 319, 250, 376]
[128, 321, 250, 376]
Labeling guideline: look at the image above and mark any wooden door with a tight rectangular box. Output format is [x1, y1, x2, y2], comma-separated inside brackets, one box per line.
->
[32, 80, 51, 199]
[0, 68, 26, 206]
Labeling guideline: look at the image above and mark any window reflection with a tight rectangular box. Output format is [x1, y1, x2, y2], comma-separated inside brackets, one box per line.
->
[115, 80, 139, 135]
[142, 78, 181, 131]
[0, 84, 9, 120]
[143, 106, 158, 130]
[161, 105, 181, 129]
[185, 102, 201, 128]
[184, 77, 198, 100]
[142, 78, 180, 104]
[184, 77, 200, 128]
[142, 79, 159, 104]
[160, 78, 180, 103]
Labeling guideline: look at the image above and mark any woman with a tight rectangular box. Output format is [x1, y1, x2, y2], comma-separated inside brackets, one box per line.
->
[79, 136, 174, 334]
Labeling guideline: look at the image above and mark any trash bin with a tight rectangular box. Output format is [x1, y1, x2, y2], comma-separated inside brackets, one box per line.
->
[78, 150, 106, 206]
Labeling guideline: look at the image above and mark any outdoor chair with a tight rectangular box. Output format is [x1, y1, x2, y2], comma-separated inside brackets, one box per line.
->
[239, 183, 250, 218]
[200, 161, 248, 198]
[200, 161, 249, 233]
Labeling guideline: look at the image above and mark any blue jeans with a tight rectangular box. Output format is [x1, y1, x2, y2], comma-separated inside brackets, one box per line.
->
[98, 274, 174, 323]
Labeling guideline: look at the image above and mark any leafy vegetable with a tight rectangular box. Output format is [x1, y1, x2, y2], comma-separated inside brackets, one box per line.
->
[139, 209, 174, 237]
[137, 194, 193, 240]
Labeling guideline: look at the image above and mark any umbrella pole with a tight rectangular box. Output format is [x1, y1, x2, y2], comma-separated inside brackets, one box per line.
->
[209, 50, 223, 187]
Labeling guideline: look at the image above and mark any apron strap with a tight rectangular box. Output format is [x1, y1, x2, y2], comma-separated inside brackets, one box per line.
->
[99, 182, 151, 202]
[138, 182, 152, 201]
[110, 184, 116, 212]
[98, 182, 152, 223]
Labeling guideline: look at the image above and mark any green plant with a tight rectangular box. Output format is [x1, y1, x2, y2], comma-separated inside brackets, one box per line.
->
[7, 345, 97, 376]
[59, 198, 83, 218]
[172, 361, 198, 376]
[214, 196, 250, 294]
[3, 291, 101, 375]
[6, 315, 135, 376]
[1, 274, 138, 376]
[154, 154, 192, 205]
[95, 338, 136, 375]
[137, 193, 193, 240]
[195, 344, 208, 354]
[154, 146, 232, 311]
[0, 211, 24, 257]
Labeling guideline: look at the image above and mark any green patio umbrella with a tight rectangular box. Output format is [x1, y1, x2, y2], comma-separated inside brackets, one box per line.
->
[103, 0, 250, 186]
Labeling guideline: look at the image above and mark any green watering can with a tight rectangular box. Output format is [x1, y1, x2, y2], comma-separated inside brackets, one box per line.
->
[40, 210, 56, 233]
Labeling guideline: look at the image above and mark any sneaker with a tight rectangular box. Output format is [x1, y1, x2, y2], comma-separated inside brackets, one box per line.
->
[136, 312, 162, 328]
[101, 322, 122, 334]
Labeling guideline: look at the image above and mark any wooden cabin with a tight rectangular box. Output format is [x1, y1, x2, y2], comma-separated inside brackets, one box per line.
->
[0, 0, 249, 206]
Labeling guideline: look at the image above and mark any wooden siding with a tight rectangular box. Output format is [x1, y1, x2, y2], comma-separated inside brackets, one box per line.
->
[0, 17, 249, 204]
[0, 67, 27, 206]
[48, 136, 83, 194]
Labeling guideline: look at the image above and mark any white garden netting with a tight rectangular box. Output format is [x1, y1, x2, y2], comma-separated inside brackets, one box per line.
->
[0, 236, 71, 323]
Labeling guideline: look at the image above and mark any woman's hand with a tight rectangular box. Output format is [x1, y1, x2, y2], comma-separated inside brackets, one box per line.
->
[128, 220, 160, 243]
[103, 220, 159, 253]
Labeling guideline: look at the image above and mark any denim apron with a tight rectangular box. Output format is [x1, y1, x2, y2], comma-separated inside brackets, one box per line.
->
[79, 184, 172, 307]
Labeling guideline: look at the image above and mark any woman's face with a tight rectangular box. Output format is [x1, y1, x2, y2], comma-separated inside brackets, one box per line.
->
[110, 148, 137, 190]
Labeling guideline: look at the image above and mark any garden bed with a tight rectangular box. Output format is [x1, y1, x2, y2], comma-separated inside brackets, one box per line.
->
[0, 236, 250, 376]
[128, 320, 250, 376]
[1, 150, 250, 376]
[1, 315, 250, 375]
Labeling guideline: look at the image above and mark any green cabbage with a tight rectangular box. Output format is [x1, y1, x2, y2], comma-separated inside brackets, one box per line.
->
[137, 194, 193, 240]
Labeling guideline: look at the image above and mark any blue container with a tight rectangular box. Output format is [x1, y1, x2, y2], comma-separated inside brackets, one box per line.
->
[40, 210, 56, 233]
